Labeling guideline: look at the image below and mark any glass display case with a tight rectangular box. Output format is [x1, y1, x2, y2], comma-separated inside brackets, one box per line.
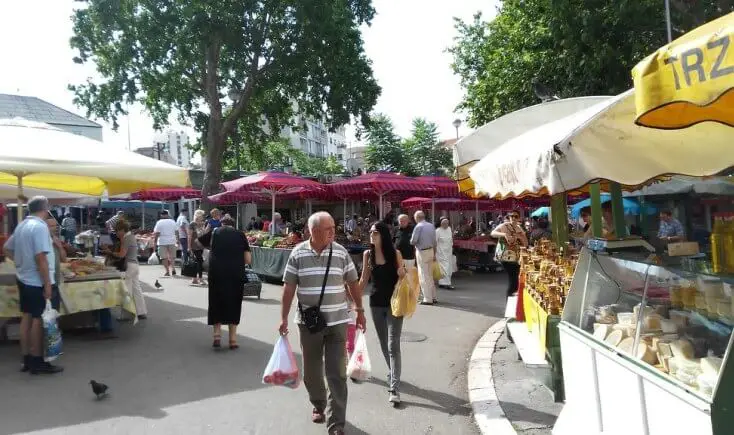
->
[554, 247, 734, 435]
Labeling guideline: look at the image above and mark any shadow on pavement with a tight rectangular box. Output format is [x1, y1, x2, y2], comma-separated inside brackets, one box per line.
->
[500, 401, 560, 428]
[366, 378, 471, 417]
[0, 296, 272, 435]
[433, 272, 508, 318]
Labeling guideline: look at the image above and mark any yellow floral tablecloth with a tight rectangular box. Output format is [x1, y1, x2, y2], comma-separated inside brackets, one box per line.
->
[0, 278, 137, 318]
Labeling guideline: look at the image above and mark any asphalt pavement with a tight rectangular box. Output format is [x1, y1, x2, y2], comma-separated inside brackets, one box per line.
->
[0, 265, 508, 435]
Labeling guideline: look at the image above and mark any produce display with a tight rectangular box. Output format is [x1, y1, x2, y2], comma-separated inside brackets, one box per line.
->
[61, 258, 116, 280]
[588, 298, 728, 399]
[520, 240, 578, 316]
[247, 231, 302, 249]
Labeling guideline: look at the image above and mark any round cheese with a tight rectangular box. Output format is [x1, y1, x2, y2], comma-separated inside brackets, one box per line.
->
[670, 339, 695, 360]
[593, 323, 610, 340]
[605, 330, 624, 347]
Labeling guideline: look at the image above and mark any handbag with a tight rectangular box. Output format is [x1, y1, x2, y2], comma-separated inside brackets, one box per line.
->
[181, 258, 198, 277]
[298, 244, 333, 334]
[496, 224, 520, 263]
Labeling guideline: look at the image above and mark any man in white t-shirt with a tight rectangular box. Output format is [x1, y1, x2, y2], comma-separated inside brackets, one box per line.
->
[176, 210, 190, 263]
[153, 210, 179, 276]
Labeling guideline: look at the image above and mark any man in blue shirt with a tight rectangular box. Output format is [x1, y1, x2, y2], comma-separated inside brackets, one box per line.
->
[410, 210, 438, 305]
[658, 209, 686, 245]
[3, 196, 63, 374]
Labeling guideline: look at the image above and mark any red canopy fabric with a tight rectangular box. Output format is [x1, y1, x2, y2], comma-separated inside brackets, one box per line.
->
[208, 190, 266, 205]
[401, 196, 514, 211]
[130, 187, 201, 201]
[413, 176, 463, 198]
[326, 172, 431, 199]
[221, 171, 322, 195]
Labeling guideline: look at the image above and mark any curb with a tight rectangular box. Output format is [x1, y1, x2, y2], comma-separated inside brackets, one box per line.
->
[468, 319, 516, 435]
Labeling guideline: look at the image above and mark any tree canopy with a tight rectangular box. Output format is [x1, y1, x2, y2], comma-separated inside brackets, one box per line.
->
[69, 0, 380, 206]
[449, 0, 734, 127]
[364, 114, 454, 176]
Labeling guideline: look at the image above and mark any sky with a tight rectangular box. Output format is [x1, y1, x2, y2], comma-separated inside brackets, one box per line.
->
[0, 0, 499, 152]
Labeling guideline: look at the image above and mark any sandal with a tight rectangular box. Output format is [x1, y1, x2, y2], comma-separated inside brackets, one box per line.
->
[229, 340, 239, 350]
[212, 335, 221, 348]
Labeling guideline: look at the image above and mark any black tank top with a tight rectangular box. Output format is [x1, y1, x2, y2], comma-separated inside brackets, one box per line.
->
[369, 262, 399, 308]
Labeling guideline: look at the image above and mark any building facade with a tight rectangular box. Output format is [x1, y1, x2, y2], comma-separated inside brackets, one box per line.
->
[281, 117, 349, 166]
[136, 130, 191, 168]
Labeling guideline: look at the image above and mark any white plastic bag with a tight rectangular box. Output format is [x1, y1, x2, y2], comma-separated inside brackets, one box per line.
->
[42, 300, 62, 362]
[346, 330, 372, 381]
[262, 336, 301, 389]
[147, 252, 160, 265]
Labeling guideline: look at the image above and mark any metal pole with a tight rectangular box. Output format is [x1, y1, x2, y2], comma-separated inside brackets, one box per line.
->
[141, 201, 146, 229]
[431, 197, 435, 223]
[16, 175, 23, 224]
[665, 0, 672, 43]
[475, 200, 480, 236]
[379, 193, 384, 220]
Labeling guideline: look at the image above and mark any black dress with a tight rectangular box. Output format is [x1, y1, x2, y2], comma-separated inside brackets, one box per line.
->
[369, 263, 399, 308]
[198, 227, 250, 325]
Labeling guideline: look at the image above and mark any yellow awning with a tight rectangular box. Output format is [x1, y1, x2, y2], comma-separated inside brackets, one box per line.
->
[632, 12, 734, 129]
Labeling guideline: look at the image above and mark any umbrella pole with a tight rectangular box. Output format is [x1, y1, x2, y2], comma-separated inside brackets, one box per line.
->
[142, 201, 146, 230]
[432, 197, 435, 224]
[590, 183, 603, 238]
[343, 198, 346, 227]
[16, 175, 24, 224]
[610, 182, 626, 237]
[475, 200, 479, 237]
[379, 193, 384, 219]
[271, 193, 276, 235]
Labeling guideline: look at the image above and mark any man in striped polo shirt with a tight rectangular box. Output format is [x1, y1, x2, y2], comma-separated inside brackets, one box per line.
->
[280, 211, 365, 435]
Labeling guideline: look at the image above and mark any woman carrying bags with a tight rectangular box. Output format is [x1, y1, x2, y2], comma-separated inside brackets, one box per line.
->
[358, 221, 406, 405]
[491, 211, 528, 297]
[105, 219, 148, 320]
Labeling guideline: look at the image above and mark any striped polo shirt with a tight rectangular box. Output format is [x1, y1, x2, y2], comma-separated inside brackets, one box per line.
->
[283, 240, 359, 326]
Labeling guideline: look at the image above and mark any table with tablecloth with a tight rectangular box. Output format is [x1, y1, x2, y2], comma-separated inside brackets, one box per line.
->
[249, 246, 292, 280]
[453, 239, 501, 271]
[0, 273, 137, 318]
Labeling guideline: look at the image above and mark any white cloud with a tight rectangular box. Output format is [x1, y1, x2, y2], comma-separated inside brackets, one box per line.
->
[0, 0, 498, 151]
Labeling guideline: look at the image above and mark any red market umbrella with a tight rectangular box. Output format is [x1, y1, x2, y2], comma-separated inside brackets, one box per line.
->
[413, 176, 463, 198]
[208, 190, 266, 205]
[221, 171, 324, 222]
[129, 187, 201, 201]
[327, 172, 432, 217]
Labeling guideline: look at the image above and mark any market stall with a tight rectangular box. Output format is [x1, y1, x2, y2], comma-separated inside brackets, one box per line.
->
[245, 231, 302, 279]
[0, 258, 137, 320]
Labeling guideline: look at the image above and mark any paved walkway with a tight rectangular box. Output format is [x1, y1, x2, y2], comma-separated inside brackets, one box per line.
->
[0, 266, 508, 435]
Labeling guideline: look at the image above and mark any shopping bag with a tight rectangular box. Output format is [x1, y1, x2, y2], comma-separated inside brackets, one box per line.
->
[432, 261, 442, 280]
[391, 276, 417, 318]
[262, 336, 301, 389]
[147, 252, 160, 265]
[42, 300, 63, 362]
[346, 330, 372, 381]
[181, 258, 198, 277]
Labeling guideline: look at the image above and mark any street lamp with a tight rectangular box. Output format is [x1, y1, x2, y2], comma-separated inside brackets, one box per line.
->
[228, 89, 242, 175]
[452, 118, 462, 140]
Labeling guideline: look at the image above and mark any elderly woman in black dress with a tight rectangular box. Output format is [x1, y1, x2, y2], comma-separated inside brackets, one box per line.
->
[198, 216, 251, 349]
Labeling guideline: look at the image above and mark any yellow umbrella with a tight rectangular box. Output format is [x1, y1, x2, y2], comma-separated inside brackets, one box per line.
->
[633, 12, 734, 129]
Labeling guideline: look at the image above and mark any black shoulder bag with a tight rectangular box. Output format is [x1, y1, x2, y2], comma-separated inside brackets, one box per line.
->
[299, 243, 333, 334]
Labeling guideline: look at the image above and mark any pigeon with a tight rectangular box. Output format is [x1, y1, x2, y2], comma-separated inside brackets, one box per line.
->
[90, 380, 109, 399]
[154, 280, 162, 289]
[531, 79, 560, 103]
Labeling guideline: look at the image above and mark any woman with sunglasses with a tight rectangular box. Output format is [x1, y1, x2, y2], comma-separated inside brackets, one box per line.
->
[358, 221, 406, 405]
[491, 211, 528, 297]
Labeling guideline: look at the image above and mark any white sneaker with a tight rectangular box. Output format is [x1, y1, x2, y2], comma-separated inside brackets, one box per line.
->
[388, 391, 401, 405]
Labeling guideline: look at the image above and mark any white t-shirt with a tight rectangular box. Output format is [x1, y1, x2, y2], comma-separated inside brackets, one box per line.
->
[176, 215, 189, 234]
[154, 218, 178, 246]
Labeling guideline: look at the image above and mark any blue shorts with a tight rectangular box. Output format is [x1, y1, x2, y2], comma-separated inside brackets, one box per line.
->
[17, 280, 60, 319]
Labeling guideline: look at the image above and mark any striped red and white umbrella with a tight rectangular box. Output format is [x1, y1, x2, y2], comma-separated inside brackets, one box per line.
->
[221, 171, 322, 195]
[413, 176, 463, 198]
[327, 172, 431, 198]
[129, 187, 201, 201]
[208, 190, 266, 205]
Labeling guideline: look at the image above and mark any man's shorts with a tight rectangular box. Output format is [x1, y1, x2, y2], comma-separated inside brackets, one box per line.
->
[158, 244, 177, 261]
[17, 280, 60, 319]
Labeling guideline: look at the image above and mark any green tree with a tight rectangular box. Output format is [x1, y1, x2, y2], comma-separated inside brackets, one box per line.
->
[69, 0, 380, 207]
[403, 118, 453, 176]
[449, 1, 734, 128]
[363, 113, 403, 172]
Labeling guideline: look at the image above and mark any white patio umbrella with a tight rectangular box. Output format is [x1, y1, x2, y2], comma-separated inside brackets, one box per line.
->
[0, 118, 190, 221]
[468, 90, 734, 199]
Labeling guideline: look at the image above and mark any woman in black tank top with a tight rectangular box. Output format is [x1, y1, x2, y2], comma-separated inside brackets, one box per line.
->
[358, 221, 406, 405]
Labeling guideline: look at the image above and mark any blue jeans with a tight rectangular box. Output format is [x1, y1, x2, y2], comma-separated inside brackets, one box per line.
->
[179, 237, 188, 263]
[98, 309, 114, 332]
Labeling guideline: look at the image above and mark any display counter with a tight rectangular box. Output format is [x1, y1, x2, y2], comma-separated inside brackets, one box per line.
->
[0, 273, 137, 318]
[554, 247, 734, 435]
[249, 246, 292, 280]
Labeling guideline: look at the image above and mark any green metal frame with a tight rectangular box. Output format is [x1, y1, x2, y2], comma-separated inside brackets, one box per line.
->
[590, 183, 603, 237]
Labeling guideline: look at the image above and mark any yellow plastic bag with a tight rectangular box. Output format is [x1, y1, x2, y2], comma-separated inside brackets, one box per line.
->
[432, 261, 442, 280]
[391, 276, 417, 318]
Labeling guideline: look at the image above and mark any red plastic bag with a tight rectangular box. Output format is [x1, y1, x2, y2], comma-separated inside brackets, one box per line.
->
[262, 336, 300, 389]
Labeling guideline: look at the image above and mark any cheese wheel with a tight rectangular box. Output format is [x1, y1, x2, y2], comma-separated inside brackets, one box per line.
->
[605, 330, 624, 347]
[644, 314, 662, 330]
[701, 356, 723, 377]
[593, 323, 610, 340]
[617, 312, 634, 326]
[638, 343, 658, 365]
[670, 339, 695, 359]
[611, 324, 634, 338]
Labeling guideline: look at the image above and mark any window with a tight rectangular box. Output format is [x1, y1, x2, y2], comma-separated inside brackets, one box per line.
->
[338, 154, 343, 160]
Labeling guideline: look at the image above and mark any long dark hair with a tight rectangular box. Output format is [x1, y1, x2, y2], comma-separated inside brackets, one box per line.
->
[369, 221, 397, 272]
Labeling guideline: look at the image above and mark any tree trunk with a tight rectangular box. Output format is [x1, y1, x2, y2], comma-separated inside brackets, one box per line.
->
[200, 117, 225, 212]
